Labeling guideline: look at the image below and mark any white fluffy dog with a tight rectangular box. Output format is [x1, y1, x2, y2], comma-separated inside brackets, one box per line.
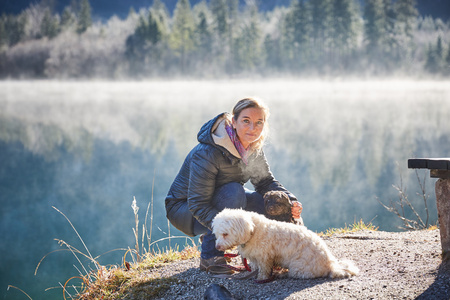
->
[212, 209, 359, 281]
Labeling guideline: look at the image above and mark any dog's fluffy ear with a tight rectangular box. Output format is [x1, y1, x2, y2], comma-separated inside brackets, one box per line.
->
[233, 210, 255, 243]
[244, 212, 256, 238]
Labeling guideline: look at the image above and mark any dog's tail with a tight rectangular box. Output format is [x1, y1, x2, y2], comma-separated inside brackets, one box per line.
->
[329, 259, 359, 278]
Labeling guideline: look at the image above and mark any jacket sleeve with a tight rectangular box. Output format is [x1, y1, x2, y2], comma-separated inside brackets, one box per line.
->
[187, 146, 220, 230]
[249, 151, 298, 202]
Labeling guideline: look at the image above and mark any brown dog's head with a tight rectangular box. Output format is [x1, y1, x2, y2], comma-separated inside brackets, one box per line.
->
[263, 191, 293, 222]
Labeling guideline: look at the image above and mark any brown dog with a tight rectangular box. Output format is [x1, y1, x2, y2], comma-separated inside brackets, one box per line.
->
[263, 191, 303, 225]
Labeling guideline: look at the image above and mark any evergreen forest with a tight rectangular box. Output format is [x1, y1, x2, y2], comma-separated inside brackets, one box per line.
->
[0, 0, 449, 79]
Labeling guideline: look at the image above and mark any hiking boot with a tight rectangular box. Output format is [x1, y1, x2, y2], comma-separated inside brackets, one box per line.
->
[199, 256, 233, 274]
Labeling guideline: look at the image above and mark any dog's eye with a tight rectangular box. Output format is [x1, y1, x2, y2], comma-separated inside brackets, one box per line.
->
[223, 233, 228, 238]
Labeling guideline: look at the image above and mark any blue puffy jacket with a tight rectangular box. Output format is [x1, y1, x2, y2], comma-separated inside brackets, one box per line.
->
[165, 113, 297, 236]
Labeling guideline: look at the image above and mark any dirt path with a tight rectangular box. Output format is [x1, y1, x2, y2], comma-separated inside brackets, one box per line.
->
[146, 229, 450, 299]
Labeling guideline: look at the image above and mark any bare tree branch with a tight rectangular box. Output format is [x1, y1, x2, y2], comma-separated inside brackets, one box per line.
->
[377, 165, 431, 231]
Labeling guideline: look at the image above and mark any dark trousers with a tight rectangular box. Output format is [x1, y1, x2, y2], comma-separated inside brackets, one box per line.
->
[192, 182, 265, 259]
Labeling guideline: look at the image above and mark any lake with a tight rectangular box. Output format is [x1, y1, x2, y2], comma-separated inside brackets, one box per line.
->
[1, 79, 449, 299]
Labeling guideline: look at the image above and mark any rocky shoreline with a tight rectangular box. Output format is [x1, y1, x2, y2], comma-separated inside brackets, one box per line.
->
[141, 229, 450, 299]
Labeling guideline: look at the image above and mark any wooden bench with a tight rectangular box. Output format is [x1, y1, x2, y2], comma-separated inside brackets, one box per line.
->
[408, 158, 450, 260]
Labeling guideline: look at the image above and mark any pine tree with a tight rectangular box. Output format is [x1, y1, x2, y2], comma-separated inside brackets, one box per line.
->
[364, 0, 385, 61]
[40, 8, 59, 39]
[147, 13, 162, 45]
[395, 0, 418, 39]
[425, 36, 444, 74]
[435, 36, 444, 73]
[282, 1, 296, 67]
[436, 36, 443, 62]
[40, 0, 56, 12]
[425, 43, 437, 73]
[3, 14, 27, 46]
[170, 0, 195, 73]
[233, 4, 261, 72]
[284, 0, 312, 71]
[125, 0, 169, 76]
[76, 0, 92, 34]
[210, 0, 228, 38]
[228, 0, 239, 33]
[195, 11, 212, 58]
[0, 15, 6, 47]
[263, 34, 281, 71]
[152, 0, 170, 18]
[331, 0, 358, 68]
[209, 0, 229, 68]
[128, 7, 136, 19]
[60, 7, 76, 30]
[381, 0, 396, 57]
[446, 42, 450, 75]
[126, 10, 162, 57]
[227, 0, 239, 73]
[310, 0, 332, 68]
[394, 0, 418, 70]
[293, 0, 311, 50]
[126, 13, 153, 75]
[151, 0, 169, 38]
[135, 15, 148, 41]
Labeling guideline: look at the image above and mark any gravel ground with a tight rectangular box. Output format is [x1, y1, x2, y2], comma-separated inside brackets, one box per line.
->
[148, 229, 450, 299]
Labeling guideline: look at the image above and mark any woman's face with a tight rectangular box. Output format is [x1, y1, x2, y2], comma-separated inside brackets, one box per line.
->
[232, 107, 265, 149]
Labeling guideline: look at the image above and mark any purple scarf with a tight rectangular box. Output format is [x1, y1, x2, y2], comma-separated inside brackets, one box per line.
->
[225, 123, 250, 165]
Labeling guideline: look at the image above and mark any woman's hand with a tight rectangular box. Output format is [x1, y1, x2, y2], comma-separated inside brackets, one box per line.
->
[291, 201, 303, 219]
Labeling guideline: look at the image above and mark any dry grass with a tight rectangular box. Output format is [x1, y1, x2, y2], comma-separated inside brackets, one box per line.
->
[319, 219, 379, 237]
[74, 245, 200, 300]
[427, 225, 439, 231]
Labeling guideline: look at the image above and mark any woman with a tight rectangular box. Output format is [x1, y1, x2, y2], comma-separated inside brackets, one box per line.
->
[165, 97, 302, 273]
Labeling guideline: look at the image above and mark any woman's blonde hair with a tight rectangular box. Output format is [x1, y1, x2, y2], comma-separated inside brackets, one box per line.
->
[232, 97, 270, 152]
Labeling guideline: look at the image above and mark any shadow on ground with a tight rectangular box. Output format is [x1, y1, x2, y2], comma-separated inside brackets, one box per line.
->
[416, 261, 450, 300]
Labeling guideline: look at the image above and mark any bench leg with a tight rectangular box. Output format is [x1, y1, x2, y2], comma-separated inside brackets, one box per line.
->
[436, 178, 450, 261]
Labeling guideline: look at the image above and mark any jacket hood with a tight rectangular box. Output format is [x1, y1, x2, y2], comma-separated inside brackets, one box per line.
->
[197, 113, 241, 159]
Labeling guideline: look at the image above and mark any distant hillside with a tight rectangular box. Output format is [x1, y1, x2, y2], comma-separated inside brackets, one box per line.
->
[1, 0, 449, 21]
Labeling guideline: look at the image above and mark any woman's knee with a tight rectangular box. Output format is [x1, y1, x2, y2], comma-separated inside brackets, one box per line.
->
[245, 189, 265, 214]
[212, 182, 247, 210]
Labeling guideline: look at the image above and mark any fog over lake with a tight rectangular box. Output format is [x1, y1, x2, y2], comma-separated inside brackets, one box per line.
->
[1, 79, 449, 299]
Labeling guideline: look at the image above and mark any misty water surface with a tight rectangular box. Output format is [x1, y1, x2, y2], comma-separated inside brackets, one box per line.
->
[1, 79, 449, 299]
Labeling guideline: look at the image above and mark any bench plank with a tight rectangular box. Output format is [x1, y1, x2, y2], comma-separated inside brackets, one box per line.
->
[408, 158, 450, 170]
